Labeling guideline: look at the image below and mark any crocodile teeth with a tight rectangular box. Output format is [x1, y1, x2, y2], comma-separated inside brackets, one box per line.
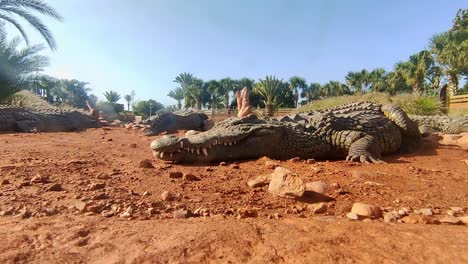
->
[229, 142, 232, 146]
[196, 149, 200, 155]
[160, 152, 165, 158]
[224, 143, 228, 146]
[170, 153, 173, 158]
[180, 142, 183, 147]
[202, 148, 208, 156]
[191, 149, 194, 153]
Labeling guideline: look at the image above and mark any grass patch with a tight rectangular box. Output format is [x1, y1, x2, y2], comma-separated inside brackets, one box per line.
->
[299, 92, 442, 115]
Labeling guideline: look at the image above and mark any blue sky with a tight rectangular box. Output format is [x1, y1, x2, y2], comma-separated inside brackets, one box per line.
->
[6, 0, 466, 106]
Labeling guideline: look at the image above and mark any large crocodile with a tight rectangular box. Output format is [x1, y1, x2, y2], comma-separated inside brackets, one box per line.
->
[0, 106, 99, 132]
[410, 114, 468, 136]
[150, 102, 424, 164]
[143, 111, 211, 136]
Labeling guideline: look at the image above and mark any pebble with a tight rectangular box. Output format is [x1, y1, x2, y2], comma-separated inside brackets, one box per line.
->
[161, 191, 174, 201]
[439, 216, 463, 225]
[310, 203, 327, 214]
[231, 164, 240, 169]
[346, 212, 359, 220]
[401, 214, 439, 224]
[450, 207, 463, 213]
[96, 172, 110, 180]
[1, 179, 10, 185]
[169, 171, 183, 178]
[174, 210, 190, 219]
[128, 143, 137, 148]
[183, 173, 200, 181]
[89, 182, 105, 191]
[458, 216, 468, 224]
[305, 159, 316, 164]
[351, 203, 382, 219]
[30, 174, 50, 184]
[265, 161, 277, 169]
[47, 183, 63, 192]
[305, 181, 330, 194]
[139, 159, 154, 168]
[289, 157, 301, 162]
[247, 174, 271, 188]
[384, 211, 399, 223]
[416, 208, 433, 216]
[236, 208, 258, 219]
[268, 167, 305, 198]
[219, 162, 227, 166]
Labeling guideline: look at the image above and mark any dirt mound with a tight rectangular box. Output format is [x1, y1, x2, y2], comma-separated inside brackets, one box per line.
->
[0, 128, 467, 263]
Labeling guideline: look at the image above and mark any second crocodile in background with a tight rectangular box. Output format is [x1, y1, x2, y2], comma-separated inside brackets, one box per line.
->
[143, 111, 212, 136]
[150, 102, 424, 164]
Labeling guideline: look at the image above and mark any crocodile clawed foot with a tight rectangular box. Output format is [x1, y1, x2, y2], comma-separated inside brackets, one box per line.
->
[346, 154, 386, 164]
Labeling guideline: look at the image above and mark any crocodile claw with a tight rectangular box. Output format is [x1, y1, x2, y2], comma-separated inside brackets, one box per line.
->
[346, 154, 386, 164]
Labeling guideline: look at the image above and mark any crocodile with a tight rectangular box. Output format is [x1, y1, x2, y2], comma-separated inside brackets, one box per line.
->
[150, 102, 423, 164]
[0, 106, 99, 132]
[410, 115, 468, 136]
[143, 111, 211, 136]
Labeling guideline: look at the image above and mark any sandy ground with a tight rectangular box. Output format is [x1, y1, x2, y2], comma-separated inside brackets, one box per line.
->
[0, 127, 467, 263]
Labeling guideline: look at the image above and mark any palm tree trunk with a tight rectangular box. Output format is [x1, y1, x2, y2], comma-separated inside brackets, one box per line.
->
[224, 93, 229, 115]
[196, 98, 201, 110]
[413, 82, 421, 95]
[293, 88, 298, 108]
[177, 100, 182, 110]
[211, 96, 216, 116]
[265, 103, 274, 117]
[127, 102, 130, 111]
[447, 73, 458, 98]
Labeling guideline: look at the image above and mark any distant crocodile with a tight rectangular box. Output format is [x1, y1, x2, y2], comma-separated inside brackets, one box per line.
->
[150, 102, 423, 163]
[143, 111, 211, 136]
[0, 106, 99, 132]
[410, 115, 468, 136]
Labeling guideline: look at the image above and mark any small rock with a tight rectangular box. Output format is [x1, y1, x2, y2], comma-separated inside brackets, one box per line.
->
[463, 160, 468, 166]
[268, 167, 305, 198]
[247, 174, 271, 188]
[92, 193, 109, 200]
[450, 207, 463, 213]
[183, 173, 200, 181]
[231, 164, 240, 169]
[143, 191, 151, 196]
[139, 159, 154, 168]
[305, 159, 316, 164]
[310, 203, 327, 214]
[89, 182, 105, 191]
[439, 216, 463, 225]
[289, 157, 300, 162]
[384, 211, 399, 223]
[305, 181, 330, 194]
[219, 162, 227, 166]
[417, 208, 433, 216]
[346, 212, 359, 220]
[30, 174, 50, 184]
[1, 179, 10, 185]
[236, 208, 258, 219]
[47, 183, 63, 192]
[75, 201, 88, 212]
[161, 191, 174, 201]
[128, 143, 137, 148]
[106, 138, 113, 142]
[174, 210, 190, 219]
[96, 172, 110, 180]
[265, 161, 277, 169]
[205, 167, 214, 172]
[101, 210, 115, 217]
[401, 214, 439, 224]
[351, 203, 382, 219]
[169, 171, 183, 178]
[458, 216, 468, 224]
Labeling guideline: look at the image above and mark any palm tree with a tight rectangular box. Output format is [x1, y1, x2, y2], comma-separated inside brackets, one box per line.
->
[0, 25, 48, 100]
[219, 77, 235, 113]
[167, 87, 184, 110]
[61, 79, 90, 108]
[174, 72, 195, 109]
[301, 82, 322, 103]
[236, 77, 255, 90]
[123, 94, 132, 111]
[322, 81, 349, 97]
[345, 69, 370, 94]
[206, 80, 221, 115]
[288, 76, 307, 108]
[186, 78, 204, 110]
[369, 68, 387, 92]
[430, 32, 466, 97]
[0, 0, 63, 50]
[394, 50, 434, 94]
[253, 76, 283, 116]
[104, 90, 121, 104]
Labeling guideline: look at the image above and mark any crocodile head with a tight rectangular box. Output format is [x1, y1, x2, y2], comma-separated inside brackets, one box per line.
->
[150, 115, 292, 163]
[143, 113, 177, 136]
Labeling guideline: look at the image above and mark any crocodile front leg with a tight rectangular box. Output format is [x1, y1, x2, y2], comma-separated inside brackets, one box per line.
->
[346, 135, 385, 163]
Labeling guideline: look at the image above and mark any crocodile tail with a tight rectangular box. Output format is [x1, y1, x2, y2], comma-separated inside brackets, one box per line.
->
[381, 104, 421, 152]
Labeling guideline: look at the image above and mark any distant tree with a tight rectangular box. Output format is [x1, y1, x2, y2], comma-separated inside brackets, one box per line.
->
[186, 78, 204, 110]
[124, 94, 132, 111]
[345, 69, 370, 94]
[301, 82, 322, 102]
[0, 25, 48, 100]
[167, 87, 184, 110]
[88, 94, 98, 106]
[61, 80, 91, 108]
[0, 0, 63, 50]
[321, 81, 349, 97]
[288, 76, 307, 108]
[133, 99, 164, 117]
[103, 90, 121, 104]
[253, 76, 284, 116]
[369, 68, 387, 92]
[174, 72, 195, 109]
[219, 78, 235, 112]
[205, 80, 222, 115]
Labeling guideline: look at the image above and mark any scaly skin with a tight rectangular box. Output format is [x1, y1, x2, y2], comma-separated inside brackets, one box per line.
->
[409, 115, 468, 136]
[143, 111, 210, 136]
[0, 106, 99, 132]
[150, 102, 421, 164]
